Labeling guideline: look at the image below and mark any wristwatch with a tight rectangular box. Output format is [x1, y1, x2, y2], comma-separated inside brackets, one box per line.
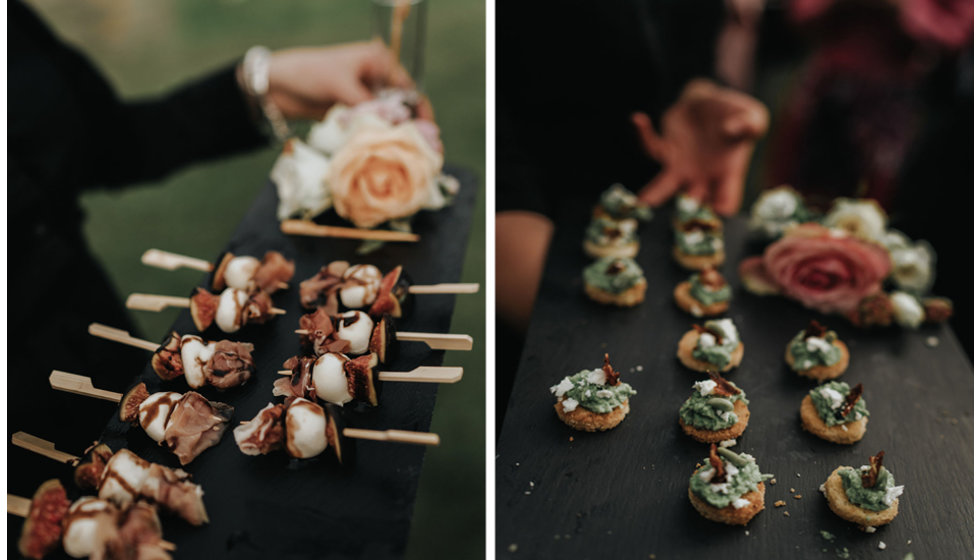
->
[238, 46, 291, 142]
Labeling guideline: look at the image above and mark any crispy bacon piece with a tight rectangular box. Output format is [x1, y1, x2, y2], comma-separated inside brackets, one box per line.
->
[680, 217, 720, 233]
[708, 443, 726, 483]
[205, 340, 255, 389]
[601, 353, 621, 386]
[862, 451, 885, 488]
[189, 288, 219, 332]
[298, 309, 351, 355]
[150, 332, 184, 381]
[234, 403, 286, 456]
[74, 443, 116, 491]
[274, 356, 318, 400]
[345, 353, 380, 406]
[836, 383, 864, 421]
[804, 320, 828, 339]
[253, 251, 296, 293]
[708, 371, 739, 397]
[368, 266, 405, 318]
[299, 262, 349, 312]
[17, 479, 70, 559]
[697, 268, 727, 289]
[162, 392, 234, 465]
[604, 260, 626, 276]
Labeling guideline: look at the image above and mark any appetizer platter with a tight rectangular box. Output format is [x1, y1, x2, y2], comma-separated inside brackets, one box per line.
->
[8, 167, 478, 559]
[496, 200, 971, 559]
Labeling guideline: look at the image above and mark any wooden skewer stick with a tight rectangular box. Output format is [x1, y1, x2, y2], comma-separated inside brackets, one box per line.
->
[8, 494, 32, 517]
[49, 371, 122, 403]
[342, 428, 439, 446]
[126, 294, 286, 315]
[293, 329, 472, 351]
[89, 323, 159, 352]
[278, 365, 463, 384]
[11, 432, 79, 464]
[407, 283, 481, 295]
[141, 249, 213, 272]
[281, 219, 420, 242]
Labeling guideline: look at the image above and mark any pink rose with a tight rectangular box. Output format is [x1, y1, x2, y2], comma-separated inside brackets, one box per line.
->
[739, 223, 892, 314]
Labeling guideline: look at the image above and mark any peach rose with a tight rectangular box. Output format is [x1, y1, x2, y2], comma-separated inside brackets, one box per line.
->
[327, 115, 442, 228]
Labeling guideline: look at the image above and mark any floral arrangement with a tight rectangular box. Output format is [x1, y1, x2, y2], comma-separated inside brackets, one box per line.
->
[270, 90, 459, 231]
[740, 187, 952, 329]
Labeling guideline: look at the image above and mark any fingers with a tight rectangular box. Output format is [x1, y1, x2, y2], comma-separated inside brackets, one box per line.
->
[637, 169, 682, 207]
[631, 112, 666, 161]
[711, 172, 745, 217]
[721, 98, 770, 141]
[360, 40, 414, 91]
[685, 180, 709, 205]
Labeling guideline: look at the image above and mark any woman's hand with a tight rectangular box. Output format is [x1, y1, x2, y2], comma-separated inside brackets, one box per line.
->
[267, 41, 416, 121]
[631, 79, 769, 216]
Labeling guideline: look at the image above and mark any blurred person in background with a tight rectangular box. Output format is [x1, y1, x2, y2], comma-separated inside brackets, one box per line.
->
[9, 0, 413, 453]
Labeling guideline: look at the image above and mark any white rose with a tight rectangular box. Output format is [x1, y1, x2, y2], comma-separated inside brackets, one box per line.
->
[877, 228, 911, 252]
[749, 186, 805, 239]
[308, 105, 353, 155]
[271, 138, 332, 220]
[823, 198, 887, 241]
[890, 241, 935, 294]
[890, 291, 925, 328]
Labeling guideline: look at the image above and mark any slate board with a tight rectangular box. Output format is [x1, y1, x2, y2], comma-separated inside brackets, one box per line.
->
[495, 205, 972, 559]
[9, 166, 476, 560]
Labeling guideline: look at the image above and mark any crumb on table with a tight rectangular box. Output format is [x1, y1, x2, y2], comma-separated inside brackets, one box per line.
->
[774, 500, 787, 507]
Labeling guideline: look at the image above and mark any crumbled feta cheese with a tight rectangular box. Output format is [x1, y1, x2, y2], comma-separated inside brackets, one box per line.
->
[698, 333, 717, 348]
[882, 485, 904, 505]
[709, 482, 730, 494]
[596, 389, 613, 399]
[698, 468, 716, 483]
[678, 196, 699, 214]
[561, 398, 579, 413]
[683, 231, 706, 245]
[584, 390, 592, 398]
[636, 365, 643, 372]
[691, 305, 703, 317]
[550, 378, 574, 397]
[806, 336, 833, 354]
[693, 380, 717, 396]
[862, 526, 877, 534]
[841, 425, 848, 431]
[724, 463, 740, 477]
[732, 498, 751, 509]
[819, 483, 826, 494]
[707, 319, 738, 344]
[711, 238, 723, 250]
[719, 439, 736, 448]
[878, 542, 886, 550]
[585, 368, 607, 386]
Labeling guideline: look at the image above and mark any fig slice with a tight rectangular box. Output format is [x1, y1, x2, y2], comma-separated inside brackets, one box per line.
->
[368, 266, 404, 319]
[210, 251, 234, 292]
[369, 314, 397, 365]
[189, 288, 218, 331]
[324, 403, 355, 467]
[119, 383, 150, 423]
[344, 353, 380, 406]
[17, 479, 70, 559]
[73, 442, 114, 490]
[150, 331, 184, 381]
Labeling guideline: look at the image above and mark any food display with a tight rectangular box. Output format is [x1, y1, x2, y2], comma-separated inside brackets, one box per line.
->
[784, 320, 850, 380]
[688, 444, 770, 526]
[297, 308, 395, 362]
[189, 287, 282, 333]
[300, 262, 411, 317]
[118, 383, 234, 465]
[582, 216, 639, 259]
[582, 256, 647, 307]
[673, 268, 732, 317]
[592, 184, 653, 223]
[672, 195, 725, 270]
[211, 250, 295, 294]
[676, 318, 744, 373]
[678, 372, 750, 443]
[16, 479, 174, 560]
[821, 451, 903, 528]
[549, 354, 636, 432]
[801, 381, 869, 444]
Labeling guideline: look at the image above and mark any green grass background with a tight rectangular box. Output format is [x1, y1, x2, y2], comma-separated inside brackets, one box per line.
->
[25, 0, 485, 557]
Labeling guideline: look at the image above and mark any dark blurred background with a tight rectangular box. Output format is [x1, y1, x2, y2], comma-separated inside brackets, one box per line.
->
[13, 0, 485, 558]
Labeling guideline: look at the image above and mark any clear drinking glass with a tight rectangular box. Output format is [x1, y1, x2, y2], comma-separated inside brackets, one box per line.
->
[371, 0, 427, 89]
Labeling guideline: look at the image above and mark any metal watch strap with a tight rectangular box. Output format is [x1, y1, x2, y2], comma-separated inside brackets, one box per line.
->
[241, 46, 291, 142]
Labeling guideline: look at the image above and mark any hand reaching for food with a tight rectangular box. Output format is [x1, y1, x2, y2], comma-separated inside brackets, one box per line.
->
[631, 79, 769, 216]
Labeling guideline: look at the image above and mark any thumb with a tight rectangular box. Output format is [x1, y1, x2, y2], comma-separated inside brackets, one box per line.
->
[631, 112, 667, 161]
[334, 79, 374, 107]
[637, 168, 682, 207]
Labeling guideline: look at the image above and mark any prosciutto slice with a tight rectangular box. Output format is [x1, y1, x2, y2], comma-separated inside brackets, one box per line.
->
[162, 392, 234, 465]
[273, 356, 317, 400]
[299, 262, 349, 312]
[233, 403, 286, 456]
[204, 340, 255, 389]
[253, 251, 296, 294]
[298, 308, 351, 356]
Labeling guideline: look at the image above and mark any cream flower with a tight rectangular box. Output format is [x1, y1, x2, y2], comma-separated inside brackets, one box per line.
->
[890, 291, 925, 328]
[308, 105, 353, 155]
[327, 114, 443, 228]
[823, 198, 887, 241]
[877, 228, 911, 252]
[271, 138, 332, 220]
[890, 241, 935, 294]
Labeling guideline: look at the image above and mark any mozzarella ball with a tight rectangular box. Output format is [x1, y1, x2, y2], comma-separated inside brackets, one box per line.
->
[62, 498, 115, 558]
[339, 265, 383, 309]
[313, 353, 352, 405]
[285, 398, 328, 459]
[336, 311, 374, 355]
[98, 449, 150, 508]
[138, 391, 182, 442]
[215, 288, 249, 333]
[223, 256, 260, 290]
[179, 335, 215, 388]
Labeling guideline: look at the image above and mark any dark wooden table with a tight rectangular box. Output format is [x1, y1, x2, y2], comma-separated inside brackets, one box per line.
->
[496, 207, 972, 559]
[9, 168, 476, 560]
